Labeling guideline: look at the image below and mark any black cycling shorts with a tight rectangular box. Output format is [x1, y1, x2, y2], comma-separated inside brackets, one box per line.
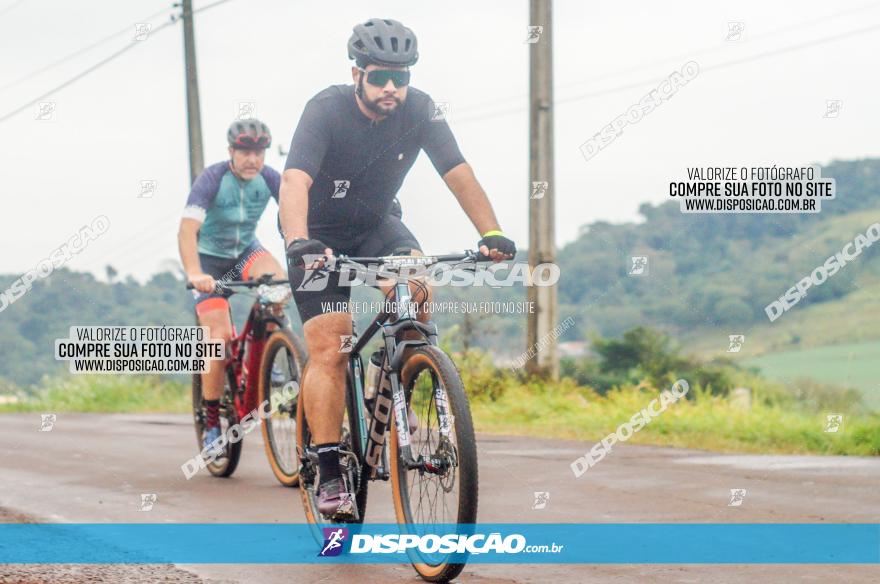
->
[191, 240, 269, 316]
[288, 214, 421, 324]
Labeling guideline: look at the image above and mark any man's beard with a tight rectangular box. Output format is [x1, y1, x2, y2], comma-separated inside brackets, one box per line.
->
[357, 76, 402, 116]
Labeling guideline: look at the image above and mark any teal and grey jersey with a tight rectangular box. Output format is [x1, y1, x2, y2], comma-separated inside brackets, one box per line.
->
[182, 161, 281, 258]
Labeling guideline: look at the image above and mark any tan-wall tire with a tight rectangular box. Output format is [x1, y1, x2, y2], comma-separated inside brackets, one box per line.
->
[258, 329, 306, 487]
[389, 346, 478, 582]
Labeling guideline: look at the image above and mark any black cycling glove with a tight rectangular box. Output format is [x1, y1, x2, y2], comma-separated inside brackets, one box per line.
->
[478, 231, 516, 259]
[286, 238, 327, 268]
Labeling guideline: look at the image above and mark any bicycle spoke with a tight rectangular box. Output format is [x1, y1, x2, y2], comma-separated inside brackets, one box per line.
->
[268, 346, 298, 474]
[404, 367, 461, 527]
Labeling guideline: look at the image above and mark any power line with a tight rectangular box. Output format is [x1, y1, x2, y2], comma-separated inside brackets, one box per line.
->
[0, 20, 176, 124]
[193, 0, 234, 14]
[557, 21, 880, 105]
[453, 22, 880, 125]
[0, 0, 237, 272]
[0, 0, 27, 17]
[554, 1, 880, 95]
[693, 21, 880, 75]
[454, 2, 880, 116]
[0, 5, 175, 92]
[0, 0, 234, 125]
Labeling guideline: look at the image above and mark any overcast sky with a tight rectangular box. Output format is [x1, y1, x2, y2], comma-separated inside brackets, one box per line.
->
[1, 0, 878, 279]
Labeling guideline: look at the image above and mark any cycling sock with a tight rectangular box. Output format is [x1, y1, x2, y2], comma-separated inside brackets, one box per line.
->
[316, 443, 342, 484]
[204, 399, 220, 429]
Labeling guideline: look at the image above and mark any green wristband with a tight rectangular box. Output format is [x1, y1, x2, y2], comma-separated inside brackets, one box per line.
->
[481, 230, 505, 238]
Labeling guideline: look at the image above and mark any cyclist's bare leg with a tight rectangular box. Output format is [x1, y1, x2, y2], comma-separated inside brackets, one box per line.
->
[244, 252, 289, 330]
[301, 311, 351, 444]
[197, 307, 233, 400]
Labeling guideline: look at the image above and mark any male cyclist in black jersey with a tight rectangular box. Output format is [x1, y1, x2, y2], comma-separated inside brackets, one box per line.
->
[279, 18, 515, 518]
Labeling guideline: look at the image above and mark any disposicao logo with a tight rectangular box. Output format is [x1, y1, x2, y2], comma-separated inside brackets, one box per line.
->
[319, 527, 348, 557]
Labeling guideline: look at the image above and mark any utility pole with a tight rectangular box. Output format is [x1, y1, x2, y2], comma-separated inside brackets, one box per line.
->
[181, 0, 204, 184]
[526, 0, 558, 379]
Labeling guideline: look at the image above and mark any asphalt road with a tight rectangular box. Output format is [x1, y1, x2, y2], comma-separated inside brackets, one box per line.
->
[1, 413, 878, 583]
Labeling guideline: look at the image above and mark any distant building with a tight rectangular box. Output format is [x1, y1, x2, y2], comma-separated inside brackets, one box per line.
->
[558, 341, 587, 357]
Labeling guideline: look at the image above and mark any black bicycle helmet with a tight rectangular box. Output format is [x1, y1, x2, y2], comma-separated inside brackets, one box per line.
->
[347, 18, 418, 68]
[227, 119, 271, 149]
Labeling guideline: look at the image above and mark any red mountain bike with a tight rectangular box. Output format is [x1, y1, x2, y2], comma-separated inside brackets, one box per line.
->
[187, 274, 307, 485]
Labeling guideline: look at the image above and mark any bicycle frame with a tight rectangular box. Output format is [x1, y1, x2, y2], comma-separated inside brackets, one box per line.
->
[225, 299, 292, 418]
[187, 276, 292, 420]
[348, 279, 451, 479]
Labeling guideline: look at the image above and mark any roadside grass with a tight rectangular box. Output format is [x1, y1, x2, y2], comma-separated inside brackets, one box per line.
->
[0, 375, 190, 413]
[460, 353, 880, 456]
[3, 368, 878, 457]
[469, 381, 879, 456]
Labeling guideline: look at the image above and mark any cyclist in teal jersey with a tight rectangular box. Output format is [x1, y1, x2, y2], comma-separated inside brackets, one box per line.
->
[178, 119, 288, 457]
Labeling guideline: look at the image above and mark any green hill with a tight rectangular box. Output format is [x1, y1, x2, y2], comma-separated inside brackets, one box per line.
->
[682, 208, 880, 354]
[555, 159, 880, 339]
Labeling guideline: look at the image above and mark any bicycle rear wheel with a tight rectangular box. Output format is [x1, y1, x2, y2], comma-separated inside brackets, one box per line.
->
[258, 328, 307, 487]
[296, 367, 370, 529]
[389, 345, 478, 582]
[191, 369, 242, 478]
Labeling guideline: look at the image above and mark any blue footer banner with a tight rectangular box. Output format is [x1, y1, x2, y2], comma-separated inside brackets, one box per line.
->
[0, 524, 877, 564]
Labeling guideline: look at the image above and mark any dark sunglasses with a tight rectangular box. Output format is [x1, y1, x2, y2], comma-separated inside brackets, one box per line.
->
[362, 68, 410, 88]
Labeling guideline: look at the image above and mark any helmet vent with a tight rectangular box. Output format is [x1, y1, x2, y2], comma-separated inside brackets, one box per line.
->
[373, 36, 384, 49]
[391, 37, 398, 52]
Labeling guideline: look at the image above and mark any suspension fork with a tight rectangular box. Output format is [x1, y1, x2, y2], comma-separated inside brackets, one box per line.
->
[386, 280, 455, 468]
[389, 370, 415, 465]
[388, 364, 454, 472]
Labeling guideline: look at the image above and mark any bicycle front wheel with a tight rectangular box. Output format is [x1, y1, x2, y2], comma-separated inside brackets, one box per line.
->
[258, 329, 307, 487]
[389, 345, 478, 583]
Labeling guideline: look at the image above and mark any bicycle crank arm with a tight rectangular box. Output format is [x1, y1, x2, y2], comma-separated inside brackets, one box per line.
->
[338, 448, 359, 468]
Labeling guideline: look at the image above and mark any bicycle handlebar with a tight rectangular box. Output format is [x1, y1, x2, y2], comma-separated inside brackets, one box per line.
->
[337, 249, 493, 267]
[185, 251, 496, 289]
[185, 278, 289, 290]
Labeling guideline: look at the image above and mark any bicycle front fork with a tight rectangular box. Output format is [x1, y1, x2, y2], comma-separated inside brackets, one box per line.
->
[389, 372, 454, 475]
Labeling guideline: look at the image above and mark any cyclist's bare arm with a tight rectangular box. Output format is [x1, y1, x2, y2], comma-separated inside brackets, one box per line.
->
[442, 162, 502, 237]
[177, 218, 214, 293]
[279, 169, 312, 245]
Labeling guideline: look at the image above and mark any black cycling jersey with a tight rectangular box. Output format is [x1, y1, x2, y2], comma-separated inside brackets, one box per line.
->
[284, 84, 465, 250]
